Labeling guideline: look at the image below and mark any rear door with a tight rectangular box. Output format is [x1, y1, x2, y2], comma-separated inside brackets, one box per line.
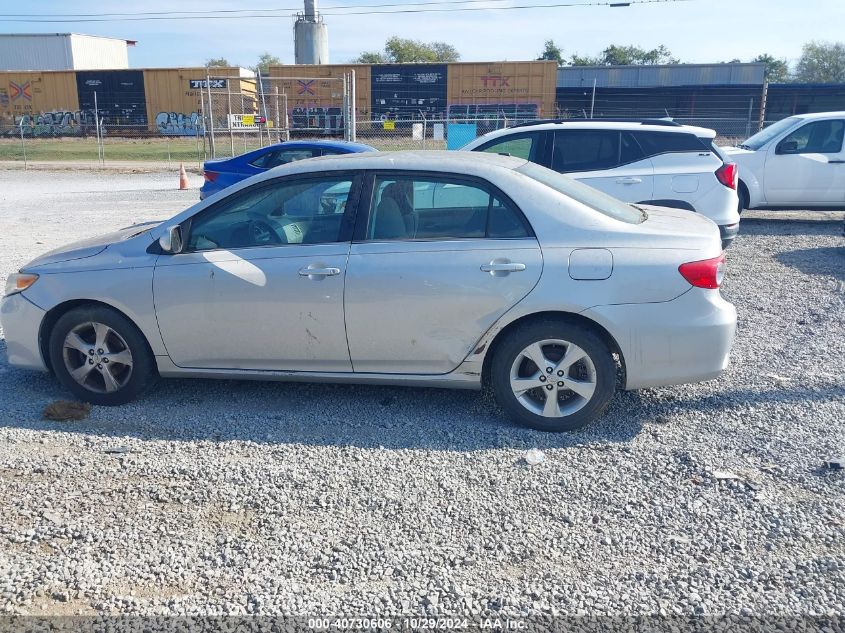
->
[634, 131, 720, 205]
[763, 118, 845, 205]
[551, 129, 654, 203]
[344, 172, 542, 374]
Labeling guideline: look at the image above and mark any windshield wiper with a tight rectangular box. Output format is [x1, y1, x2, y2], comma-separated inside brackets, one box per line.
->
[737, 144, 752, 150]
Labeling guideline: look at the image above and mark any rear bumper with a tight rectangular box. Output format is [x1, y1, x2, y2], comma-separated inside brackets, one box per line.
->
[0, 292, 47, 371]
[719, 222, 740, 249]
[583, 288, 737, 391]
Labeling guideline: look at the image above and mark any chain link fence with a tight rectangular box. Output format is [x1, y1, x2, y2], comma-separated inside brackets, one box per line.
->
[0, 108, 780, 167]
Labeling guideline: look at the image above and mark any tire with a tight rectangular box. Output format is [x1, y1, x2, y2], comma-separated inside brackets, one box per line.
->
[490, 320, 616, 432]
[738, 183, 749, 215]
[49, 305, 158, 406]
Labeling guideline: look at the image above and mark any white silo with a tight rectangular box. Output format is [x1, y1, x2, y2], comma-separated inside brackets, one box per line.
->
[294, 0, 329, 65]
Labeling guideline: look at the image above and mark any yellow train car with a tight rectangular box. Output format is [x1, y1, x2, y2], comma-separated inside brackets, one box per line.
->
[446, 61, 557, 119]
[0, 71, 80, 133]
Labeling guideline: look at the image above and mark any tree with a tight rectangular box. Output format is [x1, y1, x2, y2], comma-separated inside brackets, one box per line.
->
[795, 41, 845, 83]
[352, 36, 460, 63]
[253, 52, 282, 74]
[204, 57, 230, 68]
[570, 44, 678, 66]
[753, 54, 790, 83]
[537, 40, 565, 66]
[354, 51, 389, 63]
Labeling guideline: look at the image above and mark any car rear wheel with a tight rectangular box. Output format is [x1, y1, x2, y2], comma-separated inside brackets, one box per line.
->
[49, 306, 158, 406]
[490, 320, 616, 432]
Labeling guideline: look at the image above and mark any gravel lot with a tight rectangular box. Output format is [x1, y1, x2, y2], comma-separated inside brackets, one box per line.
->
[0, 168, 844, 620]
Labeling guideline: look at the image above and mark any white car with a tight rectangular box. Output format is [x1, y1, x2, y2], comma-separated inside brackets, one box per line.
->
[1, 151, 736, 432]
[723, 111, 845, 211]
[461, 120, 741, 248]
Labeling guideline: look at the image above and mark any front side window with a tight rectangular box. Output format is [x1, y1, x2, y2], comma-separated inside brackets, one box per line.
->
[187, 176, 354, 251]
[366, 175, 530, 241]
[779, 120, 845, 154]
[476, 132, 540, 162]
[551, 130, 622, 173]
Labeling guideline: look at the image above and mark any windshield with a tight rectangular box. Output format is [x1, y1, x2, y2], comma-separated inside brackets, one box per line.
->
[740, 117, 800, 150]
[516, 162, 645, 224]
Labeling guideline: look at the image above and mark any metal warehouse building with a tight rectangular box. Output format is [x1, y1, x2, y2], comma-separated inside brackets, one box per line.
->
[0, 33, 134, 71]
[555, 62, 845, 137]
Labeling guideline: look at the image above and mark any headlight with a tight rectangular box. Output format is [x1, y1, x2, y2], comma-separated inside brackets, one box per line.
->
[4, 273, 39, 297]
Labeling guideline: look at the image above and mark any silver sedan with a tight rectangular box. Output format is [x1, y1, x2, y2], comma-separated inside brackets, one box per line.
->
[1, 151, 736, 431]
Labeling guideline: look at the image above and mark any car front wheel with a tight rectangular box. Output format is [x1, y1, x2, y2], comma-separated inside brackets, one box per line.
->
[490, 320, 616, 432]
[49, 305, 158, 406]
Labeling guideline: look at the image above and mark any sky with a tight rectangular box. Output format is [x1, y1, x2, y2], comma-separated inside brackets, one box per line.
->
[1, 0, 843, 69]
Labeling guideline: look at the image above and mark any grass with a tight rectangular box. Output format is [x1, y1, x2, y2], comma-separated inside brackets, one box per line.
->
[0, 133, 451, 164]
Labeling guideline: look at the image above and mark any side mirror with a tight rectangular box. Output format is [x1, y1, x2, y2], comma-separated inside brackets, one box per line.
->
[778, 140, 799, 155]
[159, 225, 183, 254]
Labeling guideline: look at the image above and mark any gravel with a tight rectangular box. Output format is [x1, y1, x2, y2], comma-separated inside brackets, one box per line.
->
[0, 168, 844, 619]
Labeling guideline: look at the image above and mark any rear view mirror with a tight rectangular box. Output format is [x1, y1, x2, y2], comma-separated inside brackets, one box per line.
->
[778, 140, 799, 155]
[159, 225, 184, 254]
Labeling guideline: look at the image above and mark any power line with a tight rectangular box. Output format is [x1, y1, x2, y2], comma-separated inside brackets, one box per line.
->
[0, 0, 694, 22]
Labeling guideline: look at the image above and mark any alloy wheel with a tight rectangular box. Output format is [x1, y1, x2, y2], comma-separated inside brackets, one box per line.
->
[62, 322, 134, 394]
[509, 338, 597, 418]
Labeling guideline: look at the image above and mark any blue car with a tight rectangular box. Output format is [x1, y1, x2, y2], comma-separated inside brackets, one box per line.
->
[199, 140, 377, 199]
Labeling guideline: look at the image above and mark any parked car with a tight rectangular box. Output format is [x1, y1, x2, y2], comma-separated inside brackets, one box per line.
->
[1, 152, 736, 432]
[199, 140, 377, 199]
[461, 119, 741, 248]
[722, 112, 845, 211]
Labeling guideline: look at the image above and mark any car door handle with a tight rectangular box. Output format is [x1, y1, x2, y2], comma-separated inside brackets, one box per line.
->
[829, 160, 845, 164]
[616, 177, 642, 185]
[298, 266, 341, 278]
[480, 262, 526, 273]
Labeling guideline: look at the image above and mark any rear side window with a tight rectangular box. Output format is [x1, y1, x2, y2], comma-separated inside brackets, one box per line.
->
[366, 175, 531, 241]
[475, 132, 541, 162]
[250, 149, 315, 169]
[552, 130, 620, 173]
[633, 132, 710, 157]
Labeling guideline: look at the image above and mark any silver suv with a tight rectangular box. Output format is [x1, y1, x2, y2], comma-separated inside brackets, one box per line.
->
[462, 119, 741, 248]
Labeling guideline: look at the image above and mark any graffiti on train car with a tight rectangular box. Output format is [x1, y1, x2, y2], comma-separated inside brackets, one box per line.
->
[155, 111, 201, 136]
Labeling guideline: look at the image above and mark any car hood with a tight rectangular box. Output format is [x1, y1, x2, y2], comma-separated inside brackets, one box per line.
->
[720, 146, 755, 158]
[23, 221, 161, 270]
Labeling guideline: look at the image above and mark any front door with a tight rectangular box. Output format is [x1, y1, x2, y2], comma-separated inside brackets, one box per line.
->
[765, 118, 845, 205]
[153, 173, 361, 371]
[344, 173, 542, 374]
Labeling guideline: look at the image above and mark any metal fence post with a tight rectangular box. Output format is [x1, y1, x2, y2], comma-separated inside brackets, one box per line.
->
[206, 73, 216, 159]
[349, 69, 357, 142]
[19, 119, 27, 169]
[758, 80, 769, 132]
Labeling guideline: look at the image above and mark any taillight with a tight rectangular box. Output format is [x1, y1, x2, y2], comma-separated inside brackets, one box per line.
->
[715, 162, 738, 190]
[203, 171, 218, 183]
[678, 253, 726, 289]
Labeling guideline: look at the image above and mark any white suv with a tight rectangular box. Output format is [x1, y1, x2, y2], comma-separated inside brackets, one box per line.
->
[722, 111, 845, 211]
[461, 120, 741, 247]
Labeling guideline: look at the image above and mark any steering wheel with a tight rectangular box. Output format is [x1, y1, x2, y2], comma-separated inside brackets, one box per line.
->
[246, 213, 285, 245]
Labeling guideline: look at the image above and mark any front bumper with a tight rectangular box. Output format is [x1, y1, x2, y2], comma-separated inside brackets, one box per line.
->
[583, 288, 737, 391]
[0, 292, 47, 371]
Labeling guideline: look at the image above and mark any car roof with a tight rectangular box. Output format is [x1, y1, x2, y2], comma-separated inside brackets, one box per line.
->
[262, 150, 527, 178]
[792, 111, 845, 120]
[472, 120, 717, 142]
[258, 139, 377, 152]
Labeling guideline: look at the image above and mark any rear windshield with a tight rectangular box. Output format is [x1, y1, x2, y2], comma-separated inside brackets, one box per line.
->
[516, 162, 645, 224]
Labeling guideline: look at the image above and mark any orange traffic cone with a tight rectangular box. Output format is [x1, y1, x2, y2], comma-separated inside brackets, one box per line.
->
[178, 162, 189, 190]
